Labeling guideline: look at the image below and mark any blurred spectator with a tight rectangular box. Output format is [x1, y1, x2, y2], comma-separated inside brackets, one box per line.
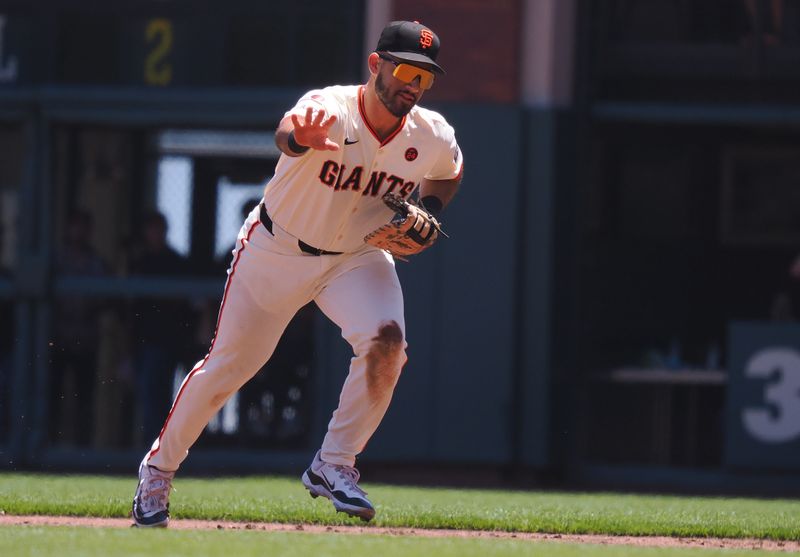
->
[742, 0, 783, 44]
[771, 251, 800, 320]
[49, 209, 108, 447]
[788, 251, 800, 282]
[128, 211, 193, 445]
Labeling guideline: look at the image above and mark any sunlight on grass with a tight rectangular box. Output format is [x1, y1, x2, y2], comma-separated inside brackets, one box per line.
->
[1, 473, 798, 540]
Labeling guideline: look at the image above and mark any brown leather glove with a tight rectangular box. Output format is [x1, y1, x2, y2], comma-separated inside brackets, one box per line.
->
[364, 193, 443, 258]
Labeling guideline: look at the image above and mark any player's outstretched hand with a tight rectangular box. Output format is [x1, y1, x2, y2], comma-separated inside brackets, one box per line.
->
[291, 108, 340, 151]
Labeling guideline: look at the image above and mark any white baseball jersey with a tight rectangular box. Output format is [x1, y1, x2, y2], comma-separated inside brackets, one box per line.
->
[263, 85, 464, 252]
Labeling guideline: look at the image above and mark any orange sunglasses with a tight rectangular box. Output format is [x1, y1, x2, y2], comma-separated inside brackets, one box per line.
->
[378, 54, 436, 90]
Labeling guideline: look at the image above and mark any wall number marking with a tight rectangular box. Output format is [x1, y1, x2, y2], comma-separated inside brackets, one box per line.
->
[145, 18, 172, 86]
[743, 348, 800, 443]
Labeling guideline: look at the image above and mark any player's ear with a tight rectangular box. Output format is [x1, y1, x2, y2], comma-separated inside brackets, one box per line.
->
[367, 52, 381, 77]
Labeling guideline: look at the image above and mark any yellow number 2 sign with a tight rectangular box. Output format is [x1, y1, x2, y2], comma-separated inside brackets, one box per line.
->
[145, 18, 172, 86]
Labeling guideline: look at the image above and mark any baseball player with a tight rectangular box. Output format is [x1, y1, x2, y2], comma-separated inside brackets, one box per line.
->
[132, 20, 463, 526]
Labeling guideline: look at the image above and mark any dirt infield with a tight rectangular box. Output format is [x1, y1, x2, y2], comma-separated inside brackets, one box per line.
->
[2, 514, 799, 552]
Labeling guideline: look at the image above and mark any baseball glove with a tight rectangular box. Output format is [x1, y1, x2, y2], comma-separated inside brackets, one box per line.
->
[364, 192, 444, 258]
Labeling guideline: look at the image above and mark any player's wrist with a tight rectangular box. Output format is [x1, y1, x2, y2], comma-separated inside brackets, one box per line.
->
[419, 195, 443, 218]
[287, 130, 310, 155]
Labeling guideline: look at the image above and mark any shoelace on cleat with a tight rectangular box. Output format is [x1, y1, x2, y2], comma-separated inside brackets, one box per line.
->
[333, 465, 368, 497]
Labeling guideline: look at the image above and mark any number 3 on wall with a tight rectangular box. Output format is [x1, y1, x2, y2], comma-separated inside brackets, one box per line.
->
[145, 18, 172, 86]
[743, 348, 800, 443]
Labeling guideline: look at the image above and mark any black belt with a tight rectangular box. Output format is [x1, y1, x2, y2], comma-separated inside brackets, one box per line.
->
[259, 203, 343, 256]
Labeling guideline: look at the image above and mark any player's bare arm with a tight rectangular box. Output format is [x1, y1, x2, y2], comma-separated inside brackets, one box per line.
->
[419, 176, 461, 216]
[275, 107, 340, 157]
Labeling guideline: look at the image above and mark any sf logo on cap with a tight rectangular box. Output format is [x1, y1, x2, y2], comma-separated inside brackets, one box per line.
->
[419, 29, 434, 49]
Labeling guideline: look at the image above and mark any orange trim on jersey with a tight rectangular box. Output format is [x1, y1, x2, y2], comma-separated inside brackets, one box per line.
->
[427, 162, 464, 184]
[147, 220, 261, 462]
[358, 86, 407, 148]
[454, 161, 465, 181]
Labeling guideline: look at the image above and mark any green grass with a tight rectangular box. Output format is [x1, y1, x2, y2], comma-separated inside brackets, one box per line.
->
[0, 473, 798, 541]
[0, 527, 787, 557]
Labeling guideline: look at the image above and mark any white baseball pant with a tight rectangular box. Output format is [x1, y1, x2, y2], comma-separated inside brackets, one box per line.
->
[145, 204, 407, 470]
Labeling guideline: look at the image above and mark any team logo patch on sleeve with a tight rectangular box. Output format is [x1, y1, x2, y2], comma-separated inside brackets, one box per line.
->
[405, 147, 418, 161]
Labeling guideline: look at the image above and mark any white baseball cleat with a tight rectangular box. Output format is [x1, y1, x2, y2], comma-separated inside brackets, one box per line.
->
[132, 461, 175, 528]
[301, 450, 376, 521]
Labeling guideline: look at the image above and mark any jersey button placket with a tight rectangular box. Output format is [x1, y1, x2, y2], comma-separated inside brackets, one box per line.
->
[371, 149, 383, 174]
[330, 152, 374, 248]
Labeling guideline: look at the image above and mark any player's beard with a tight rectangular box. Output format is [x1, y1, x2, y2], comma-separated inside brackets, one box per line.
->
[375, 73, 416, 117]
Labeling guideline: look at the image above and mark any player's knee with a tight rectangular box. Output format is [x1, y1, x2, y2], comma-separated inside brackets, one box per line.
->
[371, 320, 405, 361]
[365, 321, 406, 398]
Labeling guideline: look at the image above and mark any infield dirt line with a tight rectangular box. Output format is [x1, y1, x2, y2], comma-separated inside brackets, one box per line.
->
[1, 514, 799, 552]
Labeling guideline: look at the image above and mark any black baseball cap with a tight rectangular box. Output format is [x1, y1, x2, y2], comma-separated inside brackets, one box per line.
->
[375, 20, 445, 75]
